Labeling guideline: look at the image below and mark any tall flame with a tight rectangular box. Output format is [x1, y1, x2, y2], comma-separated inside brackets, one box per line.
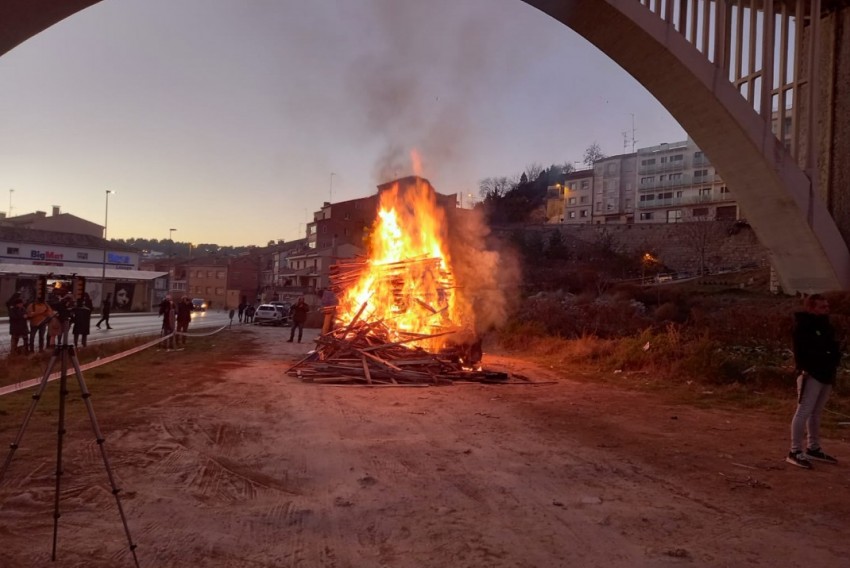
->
[338, 177, 470, 348]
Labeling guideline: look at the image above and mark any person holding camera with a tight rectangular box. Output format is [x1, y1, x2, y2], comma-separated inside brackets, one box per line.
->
[787, 294, 841, 469]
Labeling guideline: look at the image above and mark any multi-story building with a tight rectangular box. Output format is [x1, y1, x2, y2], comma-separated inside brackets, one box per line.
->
[306, 176, 457, 250]
[546, 169, 595, 224]
[281, 243, 363, 292]
[591, 153, 638, 224]
[634, 138, 738, 223]
[0, 206, 103, 238]
[180, 256, 229, 310]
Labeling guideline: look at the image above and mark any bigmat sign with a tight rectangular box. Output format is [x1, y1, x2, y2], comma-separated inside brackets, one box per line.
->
[1, 241, 139, 269]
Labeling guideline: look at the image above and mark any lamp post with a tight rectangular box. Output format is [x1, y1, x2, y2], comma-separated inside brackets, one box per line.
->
[101, 190, 115, 286]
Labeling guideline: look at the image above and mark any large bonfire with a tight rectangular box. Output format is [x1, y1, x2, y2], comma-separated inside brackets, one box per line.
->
[288, 176, 509, 386]
[335, 176, 473, 351]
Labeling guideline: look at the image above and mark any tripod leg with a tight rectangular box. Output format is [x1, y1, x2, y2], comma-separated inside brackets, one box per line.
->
[0, 348, 61, 483]
[51, 347, 70, 561]
[68, 345, 140, 568]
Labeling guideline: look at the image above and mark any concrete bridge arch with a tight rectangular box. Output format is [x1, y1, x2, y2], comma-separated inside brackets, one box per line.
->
[2, 0, 849, 292]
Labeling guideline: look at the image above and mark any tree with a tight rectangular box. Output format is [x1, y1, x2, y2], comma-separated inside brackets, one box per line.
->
[524, 162, 545, 183]
[679, 213, 726, 276]
[478, 176, 515, 199]
[583, 142, 606, 167]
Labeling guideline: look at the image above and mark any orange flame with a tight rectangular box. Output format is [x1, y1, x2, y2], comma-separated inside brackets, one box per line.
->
[338, 177, 470, 349]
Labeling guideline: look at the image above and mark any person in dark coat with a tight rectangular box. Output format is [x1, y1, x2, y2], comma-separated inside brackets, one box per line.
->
[8, 297, 29, 355]
[787, 294, 842, 469]
[159, 295, 176, 349]
[287, 296, 310, 343]
[244, 304, 255, 323]
[95, 293, 113, 330]
[176, 297, 192, 346]
[72, 299, 92, 348]
[238, 301, 246, 323]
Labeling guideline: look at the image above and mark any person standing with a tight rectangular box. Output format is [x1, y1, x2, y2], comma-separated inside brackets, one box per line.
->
[238, 300, 246, 323]
[176, 296, 192, 346]
[244, 303, 255, 323]
[787, 294, 842, 469]
[159, 295, 177, 349]
[72, 298, 92, 348]
[287, 296, 310, 343]
[8, 297, 29, 355]
[26, 296, 54, 353]
[96, 293, 113, 330]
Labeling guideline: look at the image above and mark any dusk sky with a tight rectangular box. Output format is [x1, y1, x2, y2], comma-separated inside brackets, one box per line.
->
[0, 0, 687, 247]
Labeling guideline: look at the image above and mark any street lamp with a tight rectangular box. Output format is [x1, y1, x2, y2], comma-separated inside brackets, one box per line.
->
[101, 190, 115, 285]
[169, 228, 177, 257]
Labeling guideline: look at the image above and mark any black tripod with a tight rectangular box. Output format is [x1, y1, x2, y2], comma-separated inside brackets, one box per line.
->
[0, 324, 140, 566]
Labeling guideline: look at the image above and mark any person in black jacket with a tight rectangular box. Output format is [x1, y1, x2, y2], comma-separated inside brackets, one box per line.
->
[287, 297, 310, 343]
[95, 293, 113, 330]
[787, 294, 842, 468]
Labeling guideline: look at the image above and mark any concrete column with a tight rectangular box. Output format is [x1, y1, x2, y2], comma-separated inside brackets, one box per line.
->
[818, 6, 850, 245]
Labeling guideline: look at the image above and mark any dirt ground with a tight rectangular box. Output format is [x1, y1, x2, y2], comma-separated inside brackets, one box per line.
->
[1, 325, 850, 567]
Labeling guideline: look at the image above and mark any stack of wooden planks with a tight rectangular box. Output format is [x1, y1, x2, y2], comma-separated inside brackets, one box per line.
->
[286, 317, 509, 386]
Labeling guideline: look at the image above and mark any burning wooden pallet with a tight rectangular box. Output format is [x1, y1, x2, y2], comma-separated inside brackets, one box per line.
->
[286, 318, 510, 386]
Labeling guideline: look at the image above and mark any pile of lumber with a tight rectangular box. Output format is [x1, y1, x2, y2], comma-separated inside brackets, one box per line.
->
[286, 317, 509, 386]
[289, 256, 514, 386]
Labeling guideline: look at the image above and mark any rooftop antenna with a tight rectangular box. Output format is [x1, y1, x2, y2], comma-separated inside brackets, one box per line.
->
[630, 113, 638, 152]
[622, 131, 629, 153]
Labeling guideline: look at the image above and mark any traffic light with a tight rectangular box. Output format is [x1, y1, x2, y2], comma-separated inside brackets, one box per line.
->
[36, 276, 48, 301]
[73, 276, 86, 301]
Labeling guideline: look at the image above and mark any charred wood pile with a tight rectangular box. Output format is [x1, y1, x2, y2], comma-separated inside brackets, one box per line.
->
[286, 257, 511, 386]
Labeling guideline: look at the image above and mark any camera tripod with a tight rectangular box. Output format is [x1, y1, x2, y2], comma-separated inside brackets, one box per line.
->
[0, 324, 140, 567]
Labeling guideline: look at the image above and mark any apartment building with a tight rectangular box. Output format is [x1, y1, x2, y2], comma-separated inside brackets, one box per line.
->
[591, 153, 638, 224]
[634, 138, 737, 223]
[546, 169, 594, 224]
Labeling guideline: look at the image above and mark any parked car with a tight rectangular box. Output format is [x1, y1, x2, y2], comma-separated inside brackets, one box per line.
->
[191, 298, 207, 311]
[268, 301, 292, 326]
[254, 304, 287, 326]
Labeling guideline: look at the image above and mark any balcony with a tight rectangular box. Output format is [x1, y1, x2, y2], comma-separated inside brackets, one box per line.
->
[637, 160, 688, 175]
[638, 173, 693, 190]
[636, 194, 717, 209]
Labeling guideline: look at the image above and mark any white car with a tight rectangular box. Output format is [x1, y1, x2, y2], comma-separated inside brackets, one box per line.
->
[253, 304, 287, 326]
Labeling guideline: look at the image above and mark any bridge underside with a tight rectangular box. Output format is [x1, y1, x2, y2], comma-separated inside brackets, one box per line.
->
[526, 0, 850, 293]
[2, 0, 849, 292]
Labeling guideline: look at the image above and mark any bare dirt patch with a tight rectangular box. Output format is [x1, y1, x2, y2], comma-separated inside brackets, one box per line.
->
[1, 325, 850, 567]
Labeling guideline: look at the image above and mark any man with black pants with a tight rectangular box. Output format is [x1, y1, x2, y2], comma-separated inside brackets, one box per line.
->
[787, 294, 841, 468]
[96, 293, 113, 330]
[287, 296, 310, 343]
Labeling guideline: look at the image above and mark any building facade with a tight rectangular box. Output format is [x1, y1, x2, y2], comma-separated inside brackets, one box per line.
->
[592, 153, 638, 224]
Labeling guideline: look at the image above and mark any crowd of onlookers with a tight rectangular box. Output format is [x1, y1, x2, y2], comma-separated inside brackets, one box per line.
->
[5, 285, 101, 356]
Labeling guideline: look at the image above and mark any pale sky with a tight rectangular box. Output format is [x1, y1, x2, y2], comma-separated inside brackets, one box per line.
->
[0, 0, 686, 247]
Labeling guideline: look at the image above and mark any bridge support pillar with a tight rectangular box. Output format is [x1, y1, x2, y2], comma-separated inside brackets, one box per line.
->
[819, 6, 850, 248]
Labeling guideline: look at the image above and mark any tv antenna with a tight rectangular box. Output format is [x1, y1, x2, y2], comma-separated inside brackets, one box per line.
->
[0, 275, 140, 566]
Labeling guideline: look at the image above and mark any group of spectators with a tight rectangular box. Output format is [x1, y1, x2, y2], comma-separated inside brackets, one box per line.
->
[158, 295, 193, 350]
[5, 286, 102, 355]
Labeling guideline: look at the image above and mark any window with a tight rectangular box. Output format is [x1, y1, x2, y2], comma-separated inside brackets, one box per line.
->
[6, 247, 19, 255]
[216, 271, 225, 279]
[568, 211, 576, 219]
[699, 188, 711, 196]
[640, 176, 655, 184]
[76, 252, 88, 260]
[640, 212, 654, 220]
[694, 151, 703, 159]
[661, 192, 673, 199]
[669, 173, 682, 181]
[581, 180, 589, 190]
[580, 210, 588, 218]
[639, 194, 655, 202]
[606, 203, 614, 211]
[641, 158, 656, 166]
[660, 157, 668, 163]
[659, 175, 665, 181]
[720, 186, 730, 194]
[670, 154, 684, 162]
[568, 197, 576, 205]
[676, 191, 683, 198]
[694, 169, 708, 177]
[580, 196, 588, 204]
[215, 287, 224, 295]
[692, 207, 709, 217]
[568, 183, 577, 191]
[667, 210, 683, 223]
